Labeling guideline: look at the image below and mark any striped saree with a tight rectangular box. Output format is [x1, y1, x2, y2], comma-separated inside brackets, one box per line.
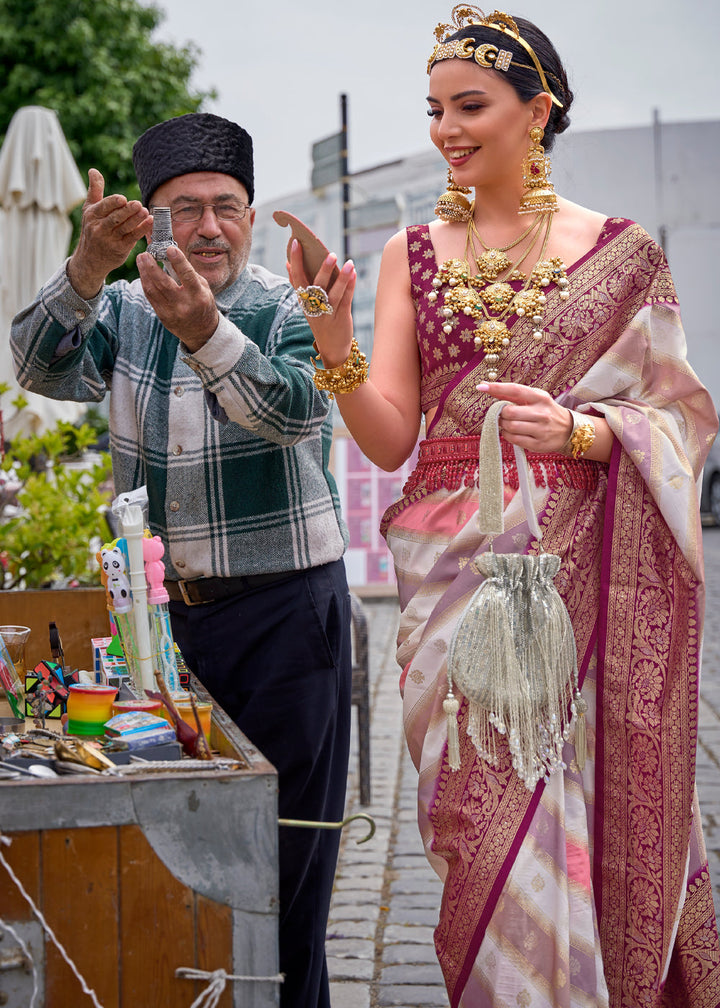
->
[381, 219, 720, 1006]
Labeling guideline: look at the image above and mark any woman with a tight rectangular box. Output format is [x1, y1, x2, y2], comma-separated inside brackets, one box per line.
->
[289, 6, 720, 1005]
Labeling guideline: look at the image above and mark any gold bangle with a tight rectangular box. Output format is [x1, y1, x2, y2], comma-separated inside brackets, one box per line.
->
[561, 411, 596, 459]
[311, 338, 368, 399]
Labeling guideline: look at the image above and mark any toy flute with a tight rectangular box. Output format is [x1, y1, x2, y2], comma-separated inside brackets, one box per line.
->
[120, 503, 155, 693]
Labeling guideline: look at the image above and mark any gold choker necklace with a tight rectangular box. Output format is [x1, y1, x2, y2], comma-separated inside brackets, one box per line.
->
[428, 212, 570, 381]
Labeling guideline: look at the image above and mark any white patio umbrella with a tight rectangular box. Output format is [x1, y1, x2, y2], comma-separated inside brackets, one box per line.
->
[0, 105, 88, 440]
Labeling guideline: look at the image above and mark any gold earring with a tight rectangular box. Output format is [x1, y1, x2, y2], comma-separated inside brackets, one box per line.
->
[434, 168, 472, 223]
[518, 126, 558, 215]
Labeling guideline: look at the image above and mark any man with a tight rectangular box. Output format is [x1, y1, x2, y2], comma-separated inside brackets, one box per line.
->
[11, 112, 352, 1008]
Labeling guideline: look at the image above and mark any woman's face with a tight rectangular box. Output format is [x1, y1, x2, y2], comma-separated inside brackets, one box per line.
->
[427, 57, 545, 193]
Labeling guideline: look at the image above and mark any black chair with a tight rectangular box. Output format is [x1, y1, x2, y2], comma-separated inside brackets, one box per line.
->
[350, 593, 371, 806]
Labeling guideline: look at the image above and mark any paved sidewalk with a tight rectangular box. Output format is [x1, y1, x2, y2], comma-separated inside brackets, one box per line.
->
[328, 526, 720, 1007]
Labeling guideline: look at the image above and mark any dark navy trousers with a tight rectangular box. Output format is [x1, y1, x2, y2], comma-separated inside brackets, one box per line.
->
[169, 559, 352, 1008]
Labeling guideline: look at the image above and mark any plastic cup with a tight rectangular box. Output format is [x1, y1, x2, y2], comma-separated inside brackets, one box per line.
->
[0, 625, 29, 725]
[0, 625, 30, 680]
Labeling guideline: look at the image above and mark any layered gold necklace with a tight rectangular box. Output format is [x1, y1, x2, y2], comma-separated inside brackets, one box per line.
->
[428, 210, 570, 381]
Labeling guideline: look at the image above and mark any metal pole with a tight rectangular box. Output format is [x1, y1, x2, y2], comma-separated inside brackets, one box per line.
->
[653, 107, 667, 254]
[341, 93, 350, 263]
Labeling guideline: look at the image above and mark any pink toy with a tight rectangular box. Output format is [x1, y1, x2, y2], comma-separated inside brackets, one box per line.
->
[143, 535, 169, 604]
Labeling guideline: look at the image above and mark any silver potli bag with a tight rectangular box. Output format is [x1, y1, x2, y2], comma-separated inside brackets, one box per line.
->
[444, 399, 587, 789]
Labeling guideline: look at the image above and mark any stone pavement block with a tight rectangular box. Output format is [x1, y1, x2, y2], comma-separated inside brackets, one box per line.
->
[327, 956, 375, 980]
[386, 907, 441, 927]
[330, 886, 384, 906]
[327, 919, 379, 940]
[326, 938, 376, 960]
[377, 985, 450, 1007]
[387, 892, 441, 911]
[382, 942, 441, 965]
[382, 923, 437, 945]
[390, 872, 440, 894]
[380, 964, 446, 985]
[329, 981, 371, 1008]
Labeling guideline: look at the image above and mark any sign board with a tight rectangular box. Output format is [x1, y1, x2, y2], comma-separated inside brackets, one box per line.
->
[311, 130, 345, 190]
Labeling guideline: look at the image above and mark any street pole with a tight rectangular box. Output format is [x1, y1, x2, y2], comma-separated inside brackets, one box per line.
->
[341, 93, 350, 264]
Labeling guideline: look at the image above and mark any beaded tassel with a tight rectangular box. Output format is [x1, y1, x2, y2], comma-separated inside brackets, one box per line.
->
[443, 687, 461, 770]
[573, 692, 588, 771]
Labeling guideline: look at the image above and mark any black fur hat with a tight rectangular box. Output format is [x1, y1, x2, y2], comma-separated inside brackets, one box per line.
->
[132, 113, 254, 206]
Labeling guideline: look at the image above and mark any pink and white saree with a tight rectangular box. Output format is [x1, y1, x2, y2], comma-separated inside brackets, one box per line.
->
[382, 218, 720, 1007]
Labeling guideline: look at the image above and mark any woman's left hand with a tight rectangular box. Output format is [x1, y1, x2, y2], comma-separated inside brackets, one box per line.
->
[477, 381, 573, 453]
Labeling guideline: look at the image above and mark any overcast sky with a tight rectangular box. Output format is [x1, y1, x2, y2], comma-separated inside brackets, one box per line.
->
[150, 0, 719, 206]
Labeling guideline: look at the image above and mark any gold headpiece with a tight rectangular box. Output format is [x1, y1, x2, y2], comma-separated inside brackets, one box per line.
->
[427, 5, 563, 108]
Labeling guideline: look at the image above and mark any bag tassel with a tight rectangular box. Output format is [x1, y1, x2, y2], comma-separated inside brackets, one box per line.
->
[573, 691, 587, 771]
[443, 687, 461, 771]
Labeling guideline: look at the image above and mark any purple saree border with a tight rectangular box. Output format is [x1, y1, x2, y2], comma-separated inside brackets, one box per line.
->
[593, 437, 621, 930]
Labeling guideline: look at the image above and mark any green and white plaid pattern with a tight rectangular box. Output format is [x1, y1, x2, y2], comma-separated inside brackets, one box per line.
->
[11, 262, 347, 579]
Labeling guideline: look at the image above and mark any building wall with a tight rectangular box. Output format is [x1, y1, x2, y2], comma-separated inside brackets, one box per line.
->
[252, 119, 720, 585]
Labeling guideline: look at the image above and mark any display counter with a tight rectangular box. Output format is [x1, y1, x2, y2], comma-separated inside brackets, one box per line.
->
[0, 677, 279, 1008]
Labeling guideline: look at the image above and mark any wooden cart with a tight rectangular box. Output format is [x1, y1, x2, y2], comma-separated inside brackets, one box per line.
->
[0, 681, 279, 1008]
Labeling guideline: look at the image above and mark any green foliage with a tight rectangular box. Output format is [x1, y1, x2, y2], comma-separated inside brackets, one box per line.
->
[1, 388, 113, 589]
[0, 0, 216, 281]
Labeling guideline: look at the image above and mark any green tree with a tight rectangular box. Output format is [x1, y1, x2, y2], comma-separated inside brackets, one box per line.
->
[0, 0, 215, 279]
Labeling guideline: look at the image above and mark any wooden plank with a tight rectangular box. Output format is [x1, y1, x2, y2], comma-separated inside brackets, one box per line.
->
[42, 825, 119, 1008]
[0, 588, 109, 672]
[0, 830, 40, 922]
[196, 894, 233, 1008]
[119, 823, 197, 1008]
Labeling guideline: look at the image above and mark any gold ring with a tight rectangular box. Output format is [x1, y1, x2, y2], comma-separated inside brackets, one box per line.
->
[297, 285, 333, 318]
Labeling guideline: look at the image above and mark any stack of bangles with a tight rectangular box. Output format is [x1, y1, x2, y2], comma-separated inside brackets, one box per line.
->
[311, 338, 368, 399]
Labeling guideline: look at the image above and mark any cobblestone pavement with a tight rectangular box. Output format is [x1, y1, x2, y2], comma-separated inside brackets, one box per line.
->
[328, 526, 720, 1007]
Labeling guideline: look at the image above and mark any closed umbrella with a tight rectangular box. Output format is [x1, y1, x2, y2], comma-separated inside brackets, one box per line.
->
[0, 105, 87, 439]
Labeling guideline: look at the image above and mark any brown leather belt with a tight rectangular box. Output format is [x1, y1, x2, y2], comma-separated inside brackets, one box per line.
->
[165, 571, 295, 607]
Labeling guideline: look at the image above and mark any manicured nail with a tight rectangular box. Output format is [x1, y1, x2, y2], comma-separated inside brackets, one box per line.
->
[341, 260, 354, 274]
[476, 382, 489, 391]
[325, 253, 337, 265]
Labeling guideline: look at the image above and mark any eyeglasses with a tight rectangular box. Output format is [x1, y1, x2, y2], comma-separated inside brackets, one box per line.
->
[156, 203, 250, 224]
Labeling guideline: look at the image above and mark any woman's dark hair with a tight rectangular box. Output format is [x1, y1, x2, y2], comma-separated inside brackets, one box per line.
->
[439, 17, 574, 151]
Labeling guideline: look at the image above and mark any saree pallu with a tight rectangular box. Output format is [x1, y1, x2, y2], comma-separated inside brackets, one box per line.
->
[383, 219, 720, 1007]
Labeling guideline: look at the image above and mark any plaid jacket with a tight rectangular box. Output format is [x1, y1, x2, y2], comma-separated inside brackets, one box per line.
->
[11, 262, 347, 580]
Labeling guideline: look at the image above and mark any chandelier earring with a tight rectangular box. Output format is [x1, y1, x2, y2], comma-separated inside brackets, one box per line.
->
[518, 126, 558, 215]
[435, 168, 473, 223]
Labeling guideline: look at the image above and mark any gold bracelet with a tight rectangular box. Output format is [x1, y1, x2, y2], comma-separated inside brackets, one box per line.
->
[561, 410, 596, 459]
[311, 338, 368, 399]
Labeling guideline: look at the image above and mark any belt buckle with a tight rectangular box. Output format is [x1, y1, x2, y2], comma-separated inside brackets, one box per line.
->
[178, 580, 202, 606]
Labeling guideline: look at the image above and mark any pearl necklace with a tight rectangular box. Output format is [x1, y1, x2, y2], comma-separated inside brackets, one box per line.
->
[428, 213, 570, 381]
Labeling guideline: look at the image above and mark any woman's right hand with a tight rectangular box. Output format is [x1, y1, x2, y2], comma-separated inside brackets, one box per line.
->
[287, 239, 357, 368]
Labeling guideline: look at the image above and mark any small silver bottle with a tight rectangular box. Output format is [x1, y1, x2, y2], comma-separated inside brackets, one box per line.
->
[147, 207, 178, 279]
